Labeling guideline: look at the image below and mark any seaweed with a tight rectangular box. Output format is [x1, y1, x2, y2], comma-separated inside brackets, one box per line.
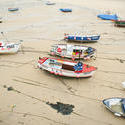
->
[46, 102, 74, 115]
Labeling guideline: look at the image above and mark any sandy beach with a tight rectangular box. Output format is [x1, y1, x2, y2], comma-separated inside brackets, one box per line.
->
[0, 0, 125, 125]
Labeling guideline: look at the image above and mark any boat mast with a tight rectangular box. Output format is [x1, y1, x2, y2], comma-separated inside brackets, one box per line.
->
[1, 32, 9, 43]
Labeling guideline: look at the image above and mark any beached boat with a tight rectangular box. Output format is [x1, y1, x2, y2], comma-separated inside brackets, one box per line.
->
[45, 1, 56, 5]
[114, 20, 125, 27]
[38, 57, 97, 78]
[97, 14, 118, 20]
[0, 40, 21, 54]
[0, 20, 2, 23]
[103, 97, 125, 117]
[0, 18, 2, 23]
[8, 8, 19, 12]
[60, 8, 72, 12]
[50, 44, 96, 60]
[64, 34, 100, 42]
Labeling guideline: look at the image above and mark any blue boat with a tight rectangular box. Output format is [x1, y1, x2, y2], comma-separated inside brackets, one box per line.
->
[97, 14, 118, 20]
[60, 8, 72, 12]
[64, 34, 100, 42]
[8, 8, 19, 12]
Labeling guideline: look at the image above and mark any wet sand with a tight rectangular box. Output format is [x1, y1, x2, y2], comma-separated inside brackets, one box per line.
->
[0, 0, 125, 125]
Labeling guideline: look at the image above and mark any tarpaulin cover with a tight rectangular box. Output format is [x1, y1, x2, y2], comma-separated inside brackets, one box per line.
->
[60, 8, 72, 12]
[97, 14, 118, 20]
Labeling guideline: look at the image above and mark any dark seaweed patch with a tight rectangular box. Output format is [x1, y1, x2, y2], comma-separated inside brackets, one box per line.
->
[46, 102, 74, 115]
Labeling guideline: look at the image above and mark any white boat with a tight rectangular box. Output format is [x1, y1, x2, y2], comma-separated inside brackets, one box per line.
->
[0, 40, 21, 54]
[38, 57, 97, 78]
[45, 1, 56, 5]
[50, 44, 96, 60]
[103, 97, 125, 117]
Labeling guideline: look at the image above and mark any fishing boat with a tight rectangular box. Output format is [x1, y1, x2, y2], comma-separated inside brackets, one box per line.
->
[0, 40, 21, 54]
[38, 57, 97, 78]
[0, 32, 22, 54]
[97, 14, 118, 20]
[60, 8, 72, 12]
[64, 33, 100, 42]
[8, 8, 19, 12]
[103, 97, 125, 117]
[50, 44, 96, 60]
[114, 20, 125, 27]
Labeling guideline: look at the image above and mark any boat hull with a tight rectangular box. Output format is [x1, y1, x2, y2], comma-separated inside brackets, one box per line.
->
[38, 57, 97, 78]
[38, 63, 95, 78]
[0, 43, 20, 54]
[8, 8, 19, 11]
[50, 44, 96, 60]
[103, 97, 125, 117]
[114, 20, 125, 27]
[65, 35, 100, 42]
[60, 9, 72, 12]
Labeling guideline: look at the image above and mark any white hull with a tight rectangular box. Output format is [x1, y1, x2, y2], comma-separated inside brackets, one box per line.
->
[50, 44, 96, 60]
[38, 63, 95, 78]
[0, 43, 21, 54]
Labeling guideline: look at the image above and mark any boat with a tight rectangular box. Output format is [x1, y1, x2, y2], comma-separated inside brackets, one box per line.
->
[8, 8, 19, 12]
[64, 33, 100, 42]
[103, 97, 125, 117]
[60, 8, 72, 12]
[38, 57, 97, 78]
[97, 14, 118, 20]
[113, 20, 125, 27]
[50, 44, 96, 60]
[0, 17, 2, 23]
[45, 1, 56, 5]
[0, 40, 21, 54]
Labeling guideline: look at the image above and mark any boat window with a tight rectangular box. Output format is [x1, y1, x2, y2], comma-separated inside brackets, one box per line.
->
[62, 64, 75, 71]
[49, 59, 61, 66]
[49, 59, 56, 64]
[73, 49, 82, 53]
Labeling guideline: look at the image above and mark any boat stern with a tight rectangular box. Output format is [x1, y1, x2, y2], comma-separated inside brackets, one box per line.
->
[38, 57, 48, 68]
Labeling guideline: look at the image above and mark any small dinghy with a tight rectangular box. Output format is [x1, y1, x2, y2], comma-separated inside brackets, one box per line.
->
[50, 44, 96, 60]
[38, 57, 97, 78]
[8, 8, 19, 12]
[60, 8, 72, 12]
[0, 40, 21, 54]
[45, 1, 56, 5]
[97, 14, 118, 20]
[113, 20, 125, 27]
[103, 97, 125, 117]
[64, 33, 100, 42]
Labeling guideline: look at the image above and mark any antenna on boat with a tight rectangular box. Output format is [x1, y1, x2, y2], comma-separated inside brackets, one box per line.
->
[1, 32, 9, 43]
[19, 40, 24, 54]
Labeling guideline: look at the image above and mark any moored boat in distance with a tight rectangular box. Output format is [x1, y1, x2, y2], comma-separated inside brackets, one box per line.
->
[50, 44, 96, 60]
[97, 14, 118, 20]
[64, 33, 100, 42]
[45, 1, 56, 5]
[38, 57, 97, 78]
[103, 97, 125, 117]
[0, 40, 22, 54]
[8, 8, 19, 12]
[113, 20, 125, 27]
[60, 8, 72, 12]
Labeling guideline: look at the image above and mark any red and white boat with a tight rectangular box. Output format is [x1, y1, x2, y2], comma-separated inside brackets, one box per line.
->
[0, 40, 21, 54]
[38, 57, 97, 78]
